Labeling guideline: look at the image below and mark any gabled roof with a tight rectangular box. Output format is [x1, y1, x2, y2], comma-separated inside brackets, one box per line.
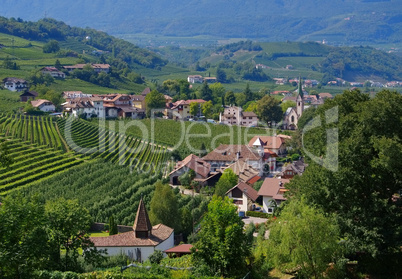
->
[248, 136, 286, 150]
[258, 178, 290, 201]
[20, 91, 38, 97]
[90, 224, 173, 247]
[141, 87, 151, 96]
[3, 77, 27, 84]
[202, 144, 260, 162]
[242, 111, 257, 117]
[226, 182, 259, 202]
[165, 244, 193, 254]
[133, 198, 152, 233]
[226, 159, 260, 183]
[170, 154, 211, 178]
[31, 99, 53, 108]
[170, 99, 206, 109]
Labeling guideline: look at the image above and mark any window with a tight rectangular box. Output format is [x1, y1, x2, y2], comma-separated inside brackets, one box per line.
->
[268, 208, 273, 213]
[249, 117, 252, 119]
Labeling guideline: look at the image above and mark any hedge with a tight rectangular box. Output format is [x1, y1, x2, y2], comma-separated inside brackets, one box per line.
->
[246, 211, 269, 218]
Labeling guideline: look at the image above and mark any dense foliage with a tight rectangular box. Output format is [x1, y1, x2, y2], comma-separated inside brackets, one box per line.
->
[288, 89, 402, 276]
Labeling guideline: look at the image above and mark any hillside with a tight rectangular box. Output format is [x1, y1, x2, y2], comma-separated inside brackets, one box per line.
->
[1, 0, 402, 46]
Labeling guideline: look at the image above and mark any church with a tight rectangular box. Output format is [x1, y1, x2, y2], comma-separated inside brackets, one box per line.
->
[90, 198, 174, 262]
[282, 78, 305, 130]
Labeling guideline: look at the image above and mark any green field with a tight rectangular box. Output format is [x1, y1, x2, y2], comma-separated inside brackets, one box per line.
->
[89, 118, 292, 157]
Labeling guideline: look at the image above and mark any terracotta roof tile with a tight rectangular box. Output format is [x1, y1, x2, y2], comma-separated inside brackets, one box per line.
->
[90, 224, 173, 247]
[258, 178, 290, 201]
[202, 145, 260, 162]
[226, 182, 259, 202]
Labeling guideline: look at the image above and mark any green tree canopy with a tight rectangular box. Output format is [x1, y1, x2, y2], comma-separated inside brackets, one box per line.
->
[267, 198, 343, 279]
[288, 89, 402, 274]
[145, 89, 166, 117]
[149, 181, 181, 231]
[0, 194, 49, 278]
[202, 100, 213, 119]
[256, 95, 282, 126]
[193, 196, 249, 277]
[214, 168, 238, 197]
[199, 80, 213, 101]
[189, 102, 199, 117]
[43, 40, 60, 53]
[224, 91, 236, 106]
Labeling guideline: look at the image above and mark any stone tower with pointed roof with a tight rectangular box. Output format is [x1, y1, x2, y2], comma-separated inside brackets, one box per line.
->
[133, 197, 152, 239]
[296, 77, 304, 117]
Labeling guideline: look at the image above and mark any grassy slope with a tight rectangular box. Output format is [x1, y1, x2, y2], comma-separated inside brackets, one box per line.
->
[0, 33, 147, 97]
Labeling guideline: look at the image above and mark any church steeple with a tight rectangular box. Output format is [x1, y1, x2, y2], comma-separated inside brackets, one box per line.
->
[296, 76, 304, 117]
[133, 197, 152, 238]
[297, 76, 303, 99]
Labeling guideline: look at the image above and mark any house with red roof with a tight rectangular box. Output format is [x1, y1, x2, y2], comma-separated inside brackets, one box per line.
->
[90, 198, 174, 262]
[226, 182, 259, 212]
[169, 154, 211, 185]
[258, 178, 290, 214]
[40, 66, 65, 78]
[202, 144, 262, 172]
[166, 99, 206, 120]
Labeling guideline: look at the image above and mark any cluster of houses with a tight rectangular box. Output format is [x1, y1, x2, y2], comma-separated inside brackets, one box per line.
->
[168, 132, 306, 215]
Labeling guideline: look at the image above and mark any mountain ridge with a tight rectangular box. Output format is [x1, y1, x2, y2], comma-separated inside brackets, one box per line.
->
[1, 0, 401, 45]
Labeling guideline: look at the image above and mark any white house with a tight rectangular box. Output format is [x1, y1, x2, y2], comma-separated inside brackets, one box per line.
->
[258, 178, 290, 214]
[40, 67, 66, 79]
[90, 198, 174, 262]
[63, 97, 105, 119]
[226, 182, 259, 212]
[187, 75, 203, 83]
[31, 99, 55, 112]
[219, 106, 258, 127]
[3, 77, 28, 92]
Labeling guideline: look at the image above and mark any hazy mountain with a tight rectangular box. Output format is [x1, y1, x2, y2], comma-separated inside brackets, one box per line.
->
[1, 0, 401, 45]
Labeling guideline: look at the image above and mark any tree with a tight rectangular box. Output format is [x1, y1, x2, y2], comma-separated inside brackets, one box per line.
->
[267, 198, 343, 278]
[192, 196, 249, 277]
[0, 141, 13, 168]
[199, 80, 212, 101]
[150, 181, 181, 231]
[214, 168, 238, 197]
[243, 83, 254, 102]
[224, 91, 236, 106]
[202, 100, 213, 119]
[2, 56, 19, 70]
[216, 67, 227, 83]
[256, 95, 282, 126]
[189, 102, 199, 117]
[45, 198, 95, 271]
[244, 101, 258, 113]
[108, 215, 118, 236]
[0, 194, 49, 278]
[178, 169, 196, 186]
[210, 82, 226, 103]
[54, 59, 62, 70]
[144, 89, 166, 117]
[288, 89, 402, 275]
[235, 92, 247, 107]
[43, 40, 60, 53]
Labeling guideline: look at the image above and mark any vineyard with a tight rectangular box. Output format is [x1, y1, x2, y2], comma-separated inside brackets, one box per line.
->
[0, 136, 83, 195]
[0, 113, 66, 151]
[92, 118, 290, 156]
[0, 114, 172, 195]
[57, 117, 171, 173]
[21, 160, 210, 226]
